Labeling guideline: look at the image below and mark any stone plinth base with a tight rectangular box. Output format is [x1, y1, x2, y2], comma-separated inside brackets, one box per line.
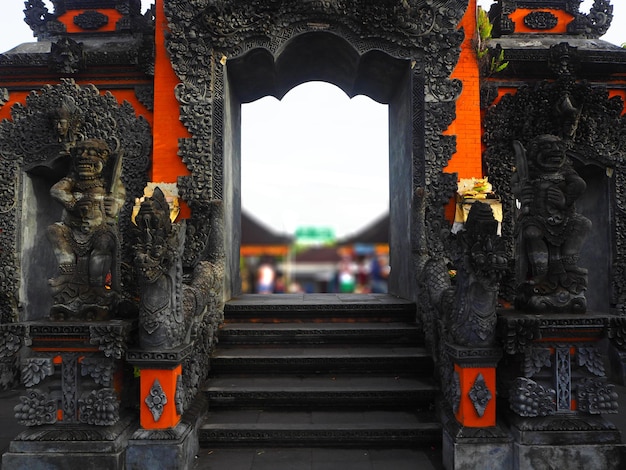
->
[513, 442, 626, 470]
[441, 405, 512, 470]
[125, 394, 206, 470]
[2, 416, 134, 470]
[126, 421, 198, 470]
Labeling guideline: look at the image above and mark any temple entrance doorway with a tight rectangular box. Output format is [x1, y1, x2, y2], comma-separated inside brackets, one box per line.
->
[241, 81, 389, 294]
[224, 32, 414, 299]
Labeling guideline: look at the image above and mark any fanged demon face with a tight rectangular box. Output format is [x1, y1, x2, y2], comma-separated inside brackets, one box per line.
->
[531, 135, 567, 172]
[73, 139, 109, 180]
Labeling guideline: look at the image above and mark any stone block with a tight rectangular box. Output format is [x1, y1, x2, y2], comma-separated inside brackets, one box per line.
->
[513, 442, 626, 470]
[443, 427, 513, 470]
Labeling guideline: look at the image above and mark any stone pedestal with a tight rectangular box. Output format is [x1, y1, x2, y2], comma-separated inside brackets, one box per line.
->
[442, 343, 512, 469]
[126, 343, 202, 470]
[1, 320, 135, 468]
[498, 311, 626, 470]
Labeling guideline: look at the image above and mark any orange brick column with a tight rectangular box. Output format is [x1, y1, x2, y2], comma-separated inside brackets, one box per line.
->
[153, 0, 191, 202]
[444, 0, 483, 180]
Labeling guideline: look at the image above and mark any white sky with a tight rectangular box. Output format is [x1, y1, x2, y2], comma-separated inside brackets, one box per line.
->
[0, 1, 624, 238]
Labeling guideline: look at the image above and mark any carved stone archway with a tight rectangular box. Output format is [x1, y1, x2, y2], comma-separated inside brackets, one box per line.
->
[165, 1, 468, 301]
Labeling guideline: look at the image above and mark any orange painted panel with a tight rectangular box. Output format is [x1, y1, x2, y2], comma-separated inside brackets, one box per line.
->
[454, 364, 497, 427]
[139, 365, 182, 429]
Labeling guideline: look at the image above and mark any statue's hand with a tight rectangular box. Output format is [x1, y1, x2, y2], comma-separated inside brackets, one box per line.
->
[546, 186, 566, 208]
[104, 195, 117, 216]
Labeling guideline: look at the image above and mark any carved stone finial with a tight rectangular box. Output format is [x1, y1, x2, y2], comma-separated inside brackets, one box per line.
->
[49, 37, 84, 74]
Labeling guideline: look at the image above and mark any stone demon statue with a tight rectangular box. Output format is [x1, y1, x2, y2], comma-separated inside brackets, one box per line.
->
[512, 134, 591, 312]
[132, 187, 214, 350]
[448, 202, 507, 346]
[47, 138, 125, 320]
[423, 199, 507, 348]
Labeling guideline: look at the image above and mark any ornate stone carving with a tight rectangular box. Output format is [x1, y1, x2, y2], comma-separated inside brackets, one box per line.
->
[47, 138, 126, 320]
[569, 0, 614, 38]
[73, 11, 109, 30]
[523, 11, 558, 30]
[0, 88, 8, 108]
[21, 358, 54, 387]
[164, 0, 467, 270]
[512, 134, 591, 312]
[484, 79, 626, 309]
[145, 378, 167, 422]
[134, 85, 154, 111]
[89, 323, 131, 359]
[14, 389, 57, 426]
[469, 373, 492, 418]
[524, 347, 551, 377]
[0, 79, 150, 321]
[489, 0, 613, 38]
[576, 378, 619, 414]
[548, 43, 580, 79]
[49, 37, 84, 74]
[509, 377, 556, 418]
[175, 374, 185, 416]
[24, 0, 65, 39]
[81, 356, 114, 387]
[577, 346, 605, 376]
[79, 388, 120, 425]
[448, 202, 507, 346]
[24, 0, 148, 39]
[133, 187, 191, 349]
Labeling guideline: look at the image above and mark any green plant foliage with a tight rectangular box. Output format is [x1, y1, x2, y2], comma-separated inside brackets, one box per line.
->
[476, 6, 509, 75]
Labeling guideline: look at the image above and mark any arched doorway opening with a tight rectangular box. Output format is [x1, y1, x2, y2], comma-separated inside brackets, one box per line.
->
[241, 82, 389, 294]
[223, 31, 416, 299]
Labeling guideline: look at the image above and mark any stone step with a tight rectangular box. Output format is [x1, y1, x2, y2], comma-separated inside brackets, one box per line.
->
[204, 373, 438, 409]
[224, 294, 416, 323]
[218, 322, 422, 345]
[210, 345, 433, 374]
[198, 410, 441, 448]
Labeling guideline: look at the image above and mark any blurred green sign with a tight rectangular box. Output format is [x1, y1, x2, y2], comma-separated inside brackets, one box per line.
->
[294, 226, 335, 245]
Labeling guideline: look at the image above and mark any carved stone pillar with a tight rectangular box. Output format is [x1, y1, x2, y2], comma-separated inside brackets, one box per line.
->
[125, 345, 201, 470]
[442, 344, 512, 470]
[447, 344, 502, 427]
[126, 346, 192, 430]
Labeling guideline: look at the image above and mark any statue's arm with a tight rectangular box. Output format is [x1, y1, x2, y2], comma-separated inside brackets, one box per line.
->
[564, 171, 587, 207]
[50, 177, 77, 210]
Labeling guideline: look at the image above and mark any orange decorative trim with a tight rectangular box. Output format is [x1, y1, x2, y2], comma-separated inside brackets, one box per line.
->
[240, 245, 291, 257]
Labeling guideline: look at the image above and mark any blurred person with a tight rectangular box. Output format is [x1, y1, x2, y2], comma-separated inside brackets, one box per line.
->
[256, 257, 275, 294]
[355, 255, 371, 293]
[370, 254, 390, 294]
[337, 255, 357, 293]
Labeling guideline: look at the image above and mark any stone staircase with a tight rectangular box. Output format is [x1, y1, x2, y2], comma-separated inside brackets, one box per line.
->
[198, 293, 440, 449]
